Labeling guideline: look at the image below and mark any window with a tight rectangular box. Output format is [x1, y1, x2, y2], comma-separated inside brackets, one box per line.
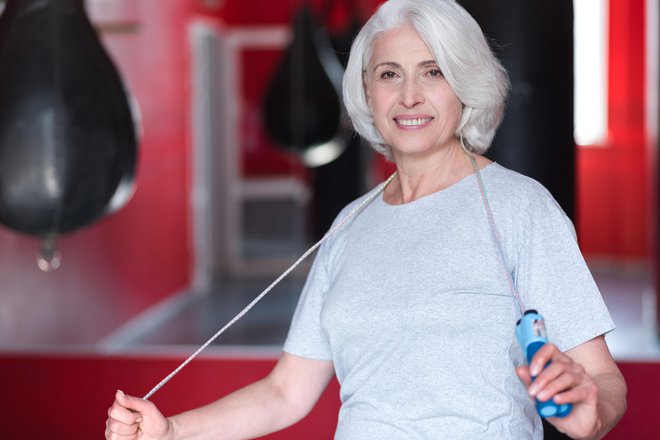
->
[574, 0, 608, 146]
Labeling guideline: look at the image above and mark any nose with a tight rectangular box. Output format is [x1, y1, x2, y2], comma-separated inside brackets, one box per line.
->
[401, 78, 424, 107]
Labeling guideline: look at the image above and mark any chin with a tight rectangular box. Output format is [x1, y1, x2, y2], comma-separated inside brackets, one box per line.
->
[392, 147, 436, 158]
[391, 140, 444, 156]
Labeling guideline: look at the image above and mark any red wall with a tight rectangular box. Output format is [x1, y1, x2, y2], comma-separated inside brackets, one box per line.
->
[0, 354, 655, 439]
[0, 354, 341, 439]
[577, 0, 649, 260]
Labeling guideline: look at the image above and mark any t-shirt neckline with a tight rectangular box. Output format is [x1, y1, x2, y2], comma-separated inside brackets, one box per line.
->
[378, 161, 498, 208]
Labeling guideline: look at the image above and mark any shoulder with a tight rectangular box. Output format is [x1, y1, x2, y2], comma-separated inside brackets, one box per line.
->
[484, 163, 551, 198]
[484, 163, 565, 215]
[483, 163, 576, 238]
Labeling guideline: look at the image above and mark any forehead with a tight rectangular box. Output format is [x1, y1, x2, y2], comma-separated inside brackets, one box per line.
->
[369, 25, 435, 66]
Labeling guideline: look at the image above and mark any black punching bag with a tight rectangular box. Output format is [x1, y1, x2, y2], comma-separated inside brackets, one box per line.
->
[308, 15, 368, 240]
[263, 5, 348, 168]
[0, 0, 138, 270]
[459, 0, 575, 220]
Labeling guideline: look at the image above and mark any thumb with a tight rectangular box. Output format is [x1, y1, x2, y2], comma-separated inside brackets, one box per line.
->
[116, 390, 152, 421]
[115, 390, 171, 437]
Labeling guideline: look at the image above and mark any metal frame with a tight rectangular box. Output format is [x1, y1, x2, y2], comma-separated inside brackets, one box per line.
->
[190, 22, 311, 285]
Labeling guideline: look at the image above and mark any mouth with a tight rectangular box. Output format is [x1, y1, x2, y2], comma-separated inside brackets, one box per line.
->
[394, 117, 434, 128]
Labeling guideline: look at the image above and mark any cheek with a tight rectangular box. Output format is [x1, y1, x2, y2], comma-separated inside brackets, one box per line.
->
[439, 95, 463, 126]
[374, 105, 394, 129]
[372, 112, 390, 137]
[448, 91, 463, 114]
[368, 95, 391, 123]
[363, 79, 376, 108]
[367, 83, 394, 106]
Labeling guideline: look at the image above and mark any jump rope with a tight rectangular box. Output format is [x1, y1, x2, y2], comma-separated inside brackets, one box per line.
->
[142, 152, 569, 419]
[142, 171, 398, 400]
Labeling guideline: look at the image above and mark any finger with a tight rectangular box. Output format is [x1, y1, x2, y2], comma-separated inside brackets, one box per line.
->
[552, 386, 587, 405]
[106, 429, 139, 439]
[527, 344, 577, 387]
[528, 358, 563, 391]
[106, 407, 140, 437]
[537, 358, 588, 400]
[516, 366, 532, 386]
[536, 369, 579, 402]
[553, 379, 599, 406]
[105, 420, 139, 440]
[108, 400, 140, 426]
[106, 430, 139, 440]
[106, 416, 140, 436]
[529, 356, 580, 398]
[529, 343, 561, 376]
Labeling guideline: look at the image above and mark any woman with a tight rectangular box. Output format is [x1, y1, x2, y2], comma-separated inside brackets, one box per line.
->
[105, 0, 626, 438]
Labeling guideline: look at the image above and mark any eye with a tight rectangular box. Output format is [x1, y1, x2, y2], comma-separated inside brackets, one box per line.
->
[379, 70, 398, 80]
[427, 69, 444, 78]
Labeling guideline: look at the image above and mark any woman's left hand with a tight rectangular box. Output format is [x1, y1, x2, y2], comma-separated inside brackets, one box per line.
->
[516, 342, 606, 439]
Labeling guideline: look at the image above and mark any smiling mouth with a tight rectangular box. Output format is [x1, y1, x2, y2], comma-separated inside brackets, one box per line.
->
[394, 117, 433, 127]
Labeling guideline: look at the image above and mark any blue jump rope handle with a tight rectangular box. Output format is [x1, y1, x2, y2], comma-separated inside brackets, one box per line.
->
[515, 310, 572, 418]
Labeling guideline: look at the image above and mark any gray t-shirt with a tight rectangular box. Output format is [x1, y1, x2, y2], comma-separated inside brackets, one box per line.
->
[283, 163, 614, 439]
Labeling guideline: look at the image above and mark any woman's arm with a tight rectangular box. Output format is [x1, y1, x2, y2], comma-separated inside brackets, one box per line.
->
[170, 353, 335, 439]
[516, 335, 627, 440]
[106, 352, 335, 440]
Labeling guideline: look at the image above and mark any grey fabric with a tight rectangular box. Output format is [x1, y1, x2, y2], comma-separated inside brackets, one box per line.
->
[283, 163, 614, 439]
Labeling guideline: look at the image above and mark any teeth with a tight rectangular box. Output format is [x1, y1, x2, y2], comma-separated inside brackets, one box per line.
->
[396, 118, 432, 126]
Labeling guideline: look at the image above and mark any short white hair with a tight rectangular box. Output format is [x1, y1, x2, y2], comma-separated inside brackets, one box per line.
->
[343, 0, 510, 158]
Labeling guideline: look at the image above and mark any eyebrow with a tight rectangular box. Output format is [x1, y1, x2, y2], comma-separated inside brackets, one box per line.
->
[371, 60, 438, 72]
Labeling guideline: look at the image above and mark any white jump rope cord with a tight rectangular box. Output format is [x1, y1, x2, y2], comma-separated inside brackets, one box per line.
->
[467, 153, 526, 316]
[143, 152, 525, 400]
[142, 172, 398, 400]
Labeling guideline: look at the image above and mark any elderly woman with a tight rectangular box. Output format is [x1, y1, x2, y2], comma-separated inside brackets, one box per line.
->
[105, 0, 626, 438]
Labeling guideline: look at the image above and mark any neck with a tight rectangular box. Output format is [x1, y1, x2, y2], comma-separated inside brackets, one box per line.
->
[384, 140, 488, 205]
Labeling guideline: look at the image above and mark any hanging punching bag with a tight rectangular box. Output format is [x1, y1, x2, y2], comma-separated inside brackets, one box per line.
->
[0, 0, 138, 270]
[309, 12, 368, 240]
[459, 0, 575, 220]
[263, 4, 348, 168]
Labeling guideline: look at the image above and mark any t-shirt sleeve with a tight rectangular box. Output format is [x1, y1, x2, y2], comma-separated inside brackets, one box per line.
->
[512, 186, 615, 352]
[282, 242, 333, 360]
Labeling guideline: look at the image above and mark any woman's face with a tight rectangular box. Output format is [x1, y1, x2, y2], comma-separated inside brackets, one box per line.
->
[364, 26, 463, 161]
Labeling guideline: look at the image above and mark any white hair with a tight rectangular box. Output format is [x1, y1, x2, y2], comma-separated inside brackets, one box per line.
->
[343, 0, 510, 158]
